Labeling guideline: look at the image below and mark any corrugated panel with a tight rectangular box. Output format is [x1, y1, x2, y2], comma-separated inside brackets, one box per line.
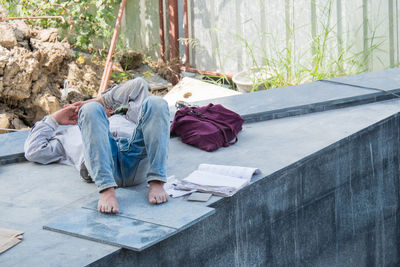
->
[122, 0, 400, 74]
[121, 0, 160, 59]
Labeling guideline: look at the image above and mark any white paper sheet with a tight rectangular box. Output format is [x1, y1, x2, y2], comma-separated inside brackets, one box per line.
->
[164, 176, 195, 198]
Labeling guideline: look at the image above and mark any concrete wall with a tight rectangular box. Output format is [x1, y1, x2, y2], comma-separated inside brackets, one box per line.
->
[89, 112, 400, 266]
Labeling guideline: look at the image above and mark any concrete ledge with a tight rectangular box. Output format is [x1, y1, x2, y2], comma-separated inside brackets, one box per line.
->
[2, 69, 400, 265]
[3, 68, 400, 165]
[90, 107, 400, 266]
[169, 68, 400, 123]
[330, 67, 400, 90]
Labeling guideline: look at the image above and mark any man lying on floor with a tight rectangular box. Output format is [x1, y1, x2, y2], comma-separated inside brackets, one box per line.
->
[24, 78, 170, 214]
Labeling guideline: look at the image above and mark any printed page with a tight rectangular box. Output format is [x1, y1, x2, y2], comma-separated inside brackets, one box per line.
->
[183, 170, 248, 189]
[198, 164, 260, 181]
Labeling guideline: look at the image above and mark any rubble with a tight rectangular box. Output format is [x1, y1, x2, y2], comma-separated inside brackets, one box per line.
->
[119, 50, 143, 70]
[0, 6, 101, 131]
[0, 6, 173, 132]
[0, 113, 10, 133]
[0, 23, 17, 48]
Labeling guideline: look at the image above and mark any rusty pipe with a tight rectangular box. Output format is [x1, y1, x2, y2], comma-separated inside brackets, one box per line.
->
[8, 16, 65, 23]
[183, 0, 190, 68]
[98, 0, 127, 95]
[180, 66, 233, 79]
[168, 0, 179, 61]
[159, 0, 166, 61]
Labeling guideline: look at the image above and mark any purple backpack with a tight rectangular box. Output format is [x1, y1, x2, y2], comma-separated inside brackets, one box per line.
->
[170, 103, 244, 152]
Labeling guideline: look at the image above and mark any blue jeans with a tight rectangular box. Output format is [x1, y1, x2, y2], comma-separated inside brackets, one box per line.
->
[78, 96, 170, 192]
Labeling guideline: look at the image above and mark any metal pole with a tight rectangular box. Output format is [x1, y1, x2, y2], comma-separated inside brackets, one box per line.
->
[98, 0, 127, 95]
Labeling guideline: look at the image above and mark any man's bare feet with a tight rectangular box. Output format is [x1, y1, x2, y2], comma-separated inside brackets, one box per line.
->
[98, 187, 119, 214]
[148, 181, 169, 204]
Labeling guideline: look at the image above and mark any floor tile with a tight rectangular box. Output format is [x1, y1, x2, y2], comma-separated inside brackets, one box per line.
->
[44, 208, 177, 251]
[83, 188, 215, 230]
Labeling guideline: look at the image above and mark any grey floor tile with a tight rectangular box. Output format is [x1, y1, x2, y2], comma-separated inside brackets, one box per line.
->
[44, 208, 177, 251]
[82, 188, 215, 230]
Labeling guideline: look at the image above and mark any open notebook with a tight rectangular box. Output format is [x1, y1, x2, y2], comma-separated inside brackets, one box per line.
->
[175, 164, 261, 197]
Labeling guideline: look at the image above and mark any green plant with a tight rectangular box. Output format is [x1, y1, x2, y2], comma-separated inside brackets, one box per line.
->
[2, 0, 121, 53]
[217, 0, 384, 92]
[201, 74, 233, 88]
[110, 71, 134, 84]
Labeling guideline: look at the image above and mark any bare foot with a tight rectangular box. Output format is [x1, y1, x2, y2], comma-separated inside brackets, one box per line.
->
[148, 181, 169, 204]
[98, 187, 119, 214]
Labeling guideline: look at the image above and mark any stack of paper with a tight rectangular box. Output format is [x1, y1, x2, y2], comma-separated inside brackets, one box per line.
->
[175, 164, 260, 197]
[164, 176, 196, 198]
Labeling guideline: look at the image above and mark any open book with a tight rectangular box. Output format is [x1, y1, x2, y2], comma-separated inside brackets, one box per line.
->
[175, 164, 261, 197]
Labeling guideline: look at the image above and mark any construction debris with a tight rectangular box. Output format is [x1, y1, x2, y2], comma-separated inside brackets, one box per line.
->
[0, 6, 232, 132]
[163, 77, 241, 107]
[119, 50, 143, 70]
[0, 7, 102, 130]
[132, 65, 172, 95]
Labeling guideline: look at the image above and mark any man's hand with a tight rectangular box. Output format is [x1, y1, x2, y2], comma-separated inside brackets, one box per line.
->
[64, 98, 114, 117]
[104, 106, 114, 117]
[63, 100, 86, 111]
[52, 105, 79, 125]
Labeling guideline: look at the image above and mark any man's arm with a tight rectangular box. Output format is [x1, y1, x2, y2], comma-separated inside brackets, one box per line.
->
[24, 105, 78, 164]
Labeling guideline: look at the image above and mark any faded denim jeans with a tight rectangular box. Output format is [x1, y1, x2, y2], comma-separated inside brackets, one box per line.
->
[78, 96, 170, 192]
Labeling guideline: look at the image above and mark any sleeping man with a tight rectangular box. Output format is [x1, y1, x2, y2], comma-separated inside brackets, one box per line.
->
[24, 78, 170, 214]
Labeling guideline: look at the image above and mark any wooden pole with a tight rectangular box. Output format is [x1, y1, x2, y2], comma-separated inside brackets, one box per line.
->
[98, 0, 127, 95]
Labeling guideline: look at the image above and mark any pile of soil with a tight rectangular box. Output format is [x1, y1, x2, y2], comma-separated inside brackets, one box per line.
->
[0, 7, 102, 132]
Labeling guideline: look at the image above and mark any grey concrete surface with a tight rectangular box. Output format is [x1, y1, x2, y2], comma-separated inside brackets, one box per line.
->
[44, 187, 215, 251]
[44, 208, 177, 252]
[169, 69, 400, 123]
[92, 99, 400, 266]
[0, 163, 119, 266]
[1, 69, 400, 265]
[0, 130, 29, 164]
[2, 99, 400, 265]
[330, 67, 400, 90]
[168, 99, 400, 181]
[82, 187, 215, 230]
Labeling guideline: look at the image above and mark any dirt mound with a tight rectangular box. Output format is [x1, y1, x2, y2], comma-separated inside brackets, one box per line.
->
[0, 7, 101, 130]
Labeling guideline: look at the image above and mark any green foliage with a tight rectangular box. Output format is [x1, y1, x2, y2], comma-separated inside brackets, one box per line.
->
[205, 0, 384, 92]
[201, 75, 233, 88]
[110, 71, 134, 84]
[2, 0, 121, 52]
[256, 1, 382, 91]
